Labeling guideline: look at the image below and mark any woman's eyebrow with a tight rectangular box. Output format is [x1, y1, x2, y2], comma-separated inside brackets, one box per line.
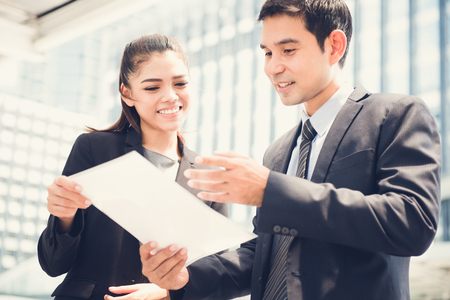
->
[141, 78, 162, 83]
[173, 74, 188, 80]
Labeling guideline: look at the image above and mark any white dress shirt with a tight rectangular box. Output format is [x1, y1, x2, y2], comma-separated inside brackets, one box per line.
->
[285, 82, 355, 180]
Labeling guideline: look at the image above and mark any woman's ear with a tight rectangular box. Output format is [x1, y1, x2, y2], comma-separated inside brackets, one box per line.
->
[120, 84, 134, 107]
[327, 30, 347, 67]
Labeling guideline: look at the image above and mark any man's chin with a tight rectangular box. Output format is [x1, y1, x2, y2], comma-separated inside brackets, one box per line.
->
[278, 95, 303, 107]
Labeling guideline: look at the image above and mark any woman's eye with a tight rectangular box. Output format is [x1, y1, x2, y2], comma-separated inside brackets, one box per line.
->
[145, 87, 159, 91]
[175, 82, 188, 87]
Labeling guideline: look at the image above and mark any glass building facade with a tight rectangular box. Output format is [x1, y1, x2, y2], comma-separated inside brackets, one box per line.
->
[0, 0, 448, 298]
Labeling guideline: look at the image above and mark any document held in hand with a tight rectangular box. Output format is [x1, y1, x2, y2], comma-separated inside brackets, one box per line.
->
[70, 151, 256, 266]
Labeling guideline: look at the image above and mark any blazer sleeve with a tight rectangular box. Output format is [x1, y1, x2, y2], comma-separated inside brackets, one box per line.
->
[37, 134, 93, 277]
[258, 95, 441, 256]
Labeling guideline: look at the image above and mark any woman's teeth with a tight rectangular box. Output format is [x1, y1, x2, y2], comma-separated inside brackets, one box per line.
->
[158, 106, 181, 114]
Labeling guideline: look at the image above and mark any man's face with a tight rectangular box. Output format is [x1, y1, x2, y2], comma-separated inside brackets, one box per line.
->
[261, 14, 333, 108]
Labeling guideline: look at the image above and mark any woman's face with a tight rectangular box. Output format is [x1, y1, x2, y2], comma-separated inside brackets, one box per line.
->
[122, 51, 191, 136]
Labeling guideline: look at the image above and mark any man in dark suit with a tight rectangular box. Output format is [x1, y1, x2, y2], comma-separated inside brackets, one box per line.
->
[140, 0, 442, 299]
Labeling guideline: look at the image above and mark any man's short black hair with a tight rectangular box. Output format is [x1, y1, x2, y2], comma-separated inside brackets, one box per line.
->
[258, 0, 353, 68]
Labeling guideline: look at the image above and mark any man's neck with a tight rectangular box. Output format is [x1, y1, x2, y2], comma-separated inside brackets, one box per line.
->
[303, 72, 345, 116]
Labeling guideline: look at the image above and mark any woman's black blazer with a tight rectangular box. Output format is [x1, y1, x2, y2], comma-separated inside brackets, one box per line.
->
[38, 129, 228, 300]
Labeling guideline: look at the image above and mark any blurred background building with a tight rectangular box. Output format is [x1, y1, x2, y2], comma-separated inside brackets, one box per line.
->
[0, 0, 448, 299]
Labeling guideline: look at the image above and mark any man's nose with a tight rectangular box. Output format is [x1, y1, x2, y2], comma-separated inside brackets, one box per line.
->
[265, 56, 285, 76]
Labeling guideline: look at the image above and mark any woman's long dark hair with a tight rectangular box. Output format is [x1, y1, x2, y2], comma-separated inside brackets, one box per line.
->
[87, 34, 189, 142]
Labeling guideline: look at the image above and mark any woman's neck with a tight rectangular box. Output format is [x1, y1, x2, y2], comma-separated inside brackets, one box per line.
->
[141, 130, 179, 160]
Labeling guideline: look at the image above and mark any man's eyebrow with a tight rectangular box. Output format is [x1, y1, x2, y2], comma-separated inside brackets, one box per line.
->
[260, 38, 300, 49]
[277, 38, 299, 45]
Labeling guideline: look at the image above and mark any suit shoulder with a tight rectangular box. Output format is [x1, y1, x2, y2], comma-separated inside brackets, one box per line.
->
[358, 92, 433, 119]
[361, 92, 427, 108]
[81, 130, 127, 140]
[74, 131, 127, 147]
[64, 131, 128, 175]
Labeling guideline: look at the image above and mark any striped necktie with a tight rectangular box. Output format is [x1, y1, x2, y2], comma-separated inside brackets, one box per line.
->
[262, 119, 317, 300]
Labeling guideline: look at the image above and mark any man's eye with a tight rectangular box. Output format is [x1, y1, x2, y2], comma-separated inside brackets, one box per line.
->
[284, 49, 295, 53]
[265, 52, 272, 57]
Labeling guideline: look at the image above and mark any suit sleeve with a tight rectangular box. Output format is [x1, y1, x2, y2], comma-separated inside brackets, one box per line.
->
[258, 96, 441, 256]
[37, 133, 93, 277]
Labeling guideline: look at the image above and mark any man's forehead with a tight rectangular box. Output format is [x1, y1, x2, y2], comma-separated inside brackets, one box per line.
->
[260, 15, 306, 45]
[262, 15, 306, 35]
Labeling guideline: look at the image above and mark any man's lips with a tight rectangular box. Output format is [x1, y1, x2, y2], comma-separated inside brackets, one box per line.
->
[277, 81, 295, 88]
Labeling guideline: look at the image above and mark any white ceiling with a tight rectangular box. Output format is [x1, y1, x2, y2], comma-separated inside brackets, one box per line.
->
[0, 0, 74, 22]
[0, 0, 162, 62]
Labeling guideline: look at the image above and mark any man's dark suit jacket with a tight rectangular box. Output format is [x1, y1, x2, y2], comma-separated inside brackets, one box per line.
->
[171, 86, 442, 300]
[37, 129, 228, 300]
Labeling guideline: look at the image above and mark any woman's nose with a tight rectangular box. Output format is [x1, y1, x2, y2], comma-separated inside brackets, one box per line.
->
[162, 88, 178, 102]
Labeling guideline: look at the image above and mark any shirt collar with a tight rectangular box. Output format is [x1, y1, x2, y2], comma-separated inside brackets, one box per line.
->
[300, 82, 354, 137]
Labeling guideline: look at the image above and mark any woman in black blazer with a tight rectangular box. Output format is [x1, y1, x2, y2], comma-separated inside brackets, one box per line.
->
[37, 34, 228, 300]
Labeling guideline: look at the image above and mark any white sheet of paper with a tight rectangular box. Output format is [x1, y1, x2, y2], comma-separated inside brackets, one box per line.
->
[70, 151, 256, 266]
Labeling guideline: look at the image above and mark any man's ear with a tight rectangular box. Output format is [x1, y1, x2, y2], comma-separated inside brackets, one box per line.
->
[120, 84, 134, 107]
[327, 30, 347, 67]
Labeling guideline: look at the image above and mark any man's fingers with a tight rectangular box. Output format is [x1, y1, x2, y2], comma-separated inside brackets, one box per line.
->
[213, 150, 247, 159]
[158, 257, 188, 286]
[196, 191, 228, 202]
[184, 169, 224, 181]
[187, 178, 228, 192]
[143, 246, 188, 285]
[140, 242, 158, 261]
[194, 155, 237, 170]
[142, 244, 180, 274]
[140, 244, 190, 290]
[151, 247, 186, 279]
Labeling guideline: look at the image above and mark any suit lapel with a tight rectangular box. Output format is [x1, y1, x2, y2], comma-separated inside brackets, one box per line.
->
[311, 85, 370, 183]
[259, 124, 302, 285]
[266, 124, 302, 173]
[176, 145, 197, 193]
